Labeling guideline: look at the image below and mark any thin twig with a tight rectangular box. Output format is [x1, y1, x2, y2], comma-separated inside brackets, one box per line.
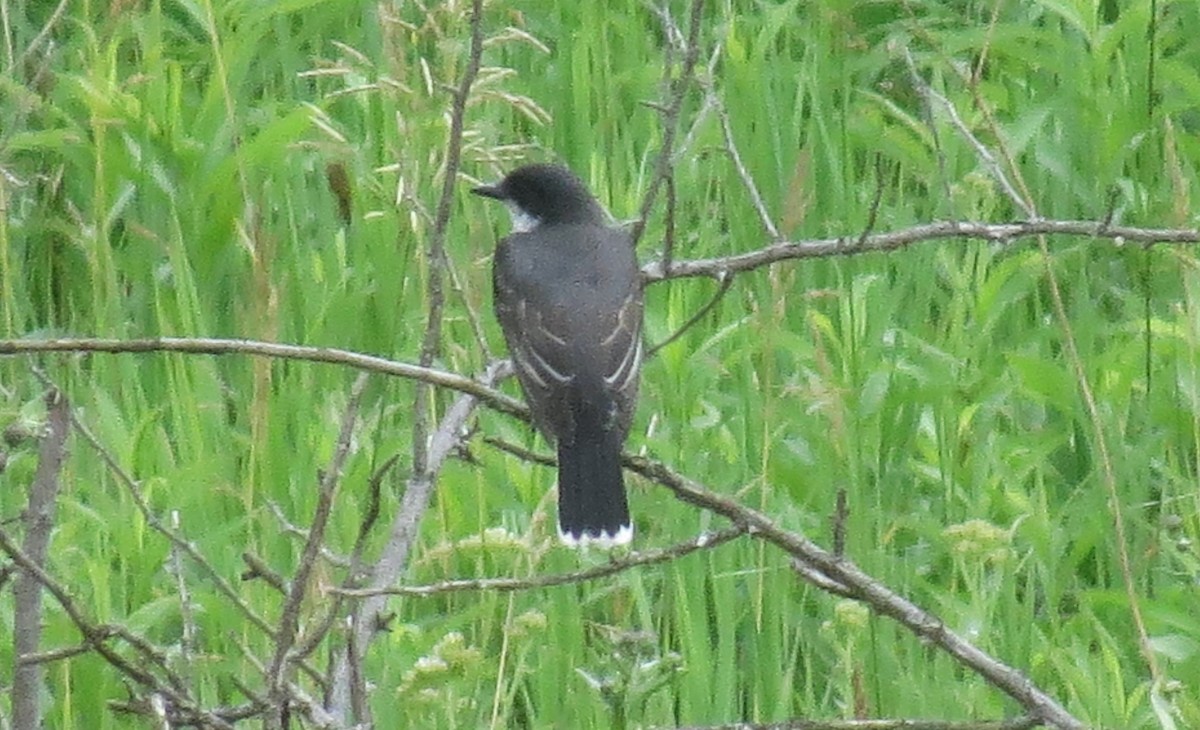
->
[241, 552, 289, 594]
[715, 95, 781, 240]
[267, 373, 368, 722]
[646, 272, 733, 358]
[351, 454, 398, 568]
[854, 154, 886, 248]
[18, 642, 96, 666]
[411, 0, 488, 475]
[634, 0, 707, 244]
[328, 357, 505, 719]
[265, 501, 352, 568]
[904, 49, 1031, 218]
[28, 370, 281, 640]
[337, 526, 746, 598]
[291, 454, 400, 667]
[11, 0, 68, 75]
[0, 529, 235, 729]
[831, 489, 848, 558]
[663, 171, 677, 273]
[168, 510, 196, 691]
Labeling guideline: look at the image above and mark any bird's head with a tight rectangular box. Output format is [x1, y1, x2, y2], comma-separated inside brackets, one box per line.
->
[473, 163, 606, 232]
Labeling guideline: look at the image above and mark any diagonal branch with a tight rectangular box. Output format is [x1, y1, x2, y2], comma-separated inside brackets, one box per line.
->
[647, 272, 733, 358]
[0, 528, 236, 729]
[624, 455, 1085, 730]
[411, 0, 488, 475]
[713, 93, 781, 241]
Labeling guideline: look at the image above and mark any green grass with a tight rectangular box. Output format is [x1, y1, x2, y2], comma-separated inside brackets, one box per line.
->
[3, 0, 1200, 727]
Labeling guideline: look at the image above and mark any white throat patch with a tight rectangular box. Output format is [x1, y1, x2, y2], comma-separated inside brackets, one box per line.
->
[507, 203, 541, 233]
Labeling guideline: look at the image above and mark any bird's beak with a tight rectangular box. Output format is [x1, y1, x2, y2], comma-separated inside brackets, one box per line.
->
[472, 183, 504, 200]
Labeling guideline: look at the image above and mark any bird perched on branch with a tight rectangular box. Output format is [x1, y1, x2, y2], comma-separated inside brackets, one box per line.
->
[474, 163, 643, 547]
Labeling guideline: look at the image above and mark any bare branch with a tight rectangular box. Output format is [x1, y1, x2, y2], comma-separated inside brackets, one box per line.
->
[662, 171, 678, 274]
[11, 0, 68, 80]
[640, 219, 1200, 282]
[27, 370, 281, 641]
[337, 526, 746, 598]
[241, 552, 289, 594]
[714, 94, 781, 241]
[265, 501, 352, 568]
[624, 455, 1085, 730]
[0, 337, 524, 417]
[0, 528, 235, 729]
[904, 48, 1032, 219]
[855, 155, 886, 248]
[18, 642, 94, 666]
[168, 510, 197, 691]
[13, 388, 70, 730]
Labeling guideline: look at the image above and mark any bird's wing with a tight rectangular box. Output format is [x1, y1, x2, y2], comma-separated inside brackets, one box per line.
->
[493, 240, 576, 441]
[493, 226, 643, 442]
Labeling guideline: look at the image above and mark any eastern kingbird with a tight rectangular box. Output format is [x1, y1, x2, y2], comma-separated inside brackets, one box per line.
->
[474, 163, 643, 547]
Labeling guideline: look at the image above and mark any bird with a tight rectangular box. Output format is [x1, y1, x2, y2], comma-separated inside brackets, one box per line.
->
[474, 163, 643, 547]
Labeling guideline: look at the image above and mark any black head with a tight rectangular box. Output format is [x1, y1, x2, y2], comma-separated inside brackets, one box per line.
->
[473, 163, 606, 229]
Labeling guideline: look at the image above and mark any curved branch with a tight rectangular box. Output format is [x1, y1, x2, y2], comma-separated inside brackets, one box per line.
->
[0, 337, 525, 418]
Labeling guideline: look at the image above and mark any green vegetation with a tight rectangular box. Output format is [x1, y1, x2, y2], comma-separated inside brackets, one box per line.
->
[2, 0, 1199, 727]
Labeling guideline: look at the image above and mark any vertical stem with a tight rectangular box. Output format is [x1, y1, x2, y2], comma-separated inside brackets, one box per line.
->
[12, 390, 71, 730]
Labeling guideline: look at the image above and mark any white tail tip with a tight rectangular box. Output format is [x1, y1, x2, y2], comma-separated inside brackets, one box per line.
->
[558, 523, 633, 549]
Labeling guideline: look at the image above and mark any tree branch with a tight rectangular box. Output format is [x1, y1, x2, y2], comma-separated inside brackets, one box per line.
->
[624, 455, 1085, 730]
[411, 0, 487, 475]
[641, 219, 1199, 282]
[0, 337, 524, 416]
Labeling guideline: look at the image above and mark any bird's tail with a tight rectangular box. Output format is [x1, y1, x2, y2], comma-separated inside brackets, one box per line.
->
[556, 416, 631, 547]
